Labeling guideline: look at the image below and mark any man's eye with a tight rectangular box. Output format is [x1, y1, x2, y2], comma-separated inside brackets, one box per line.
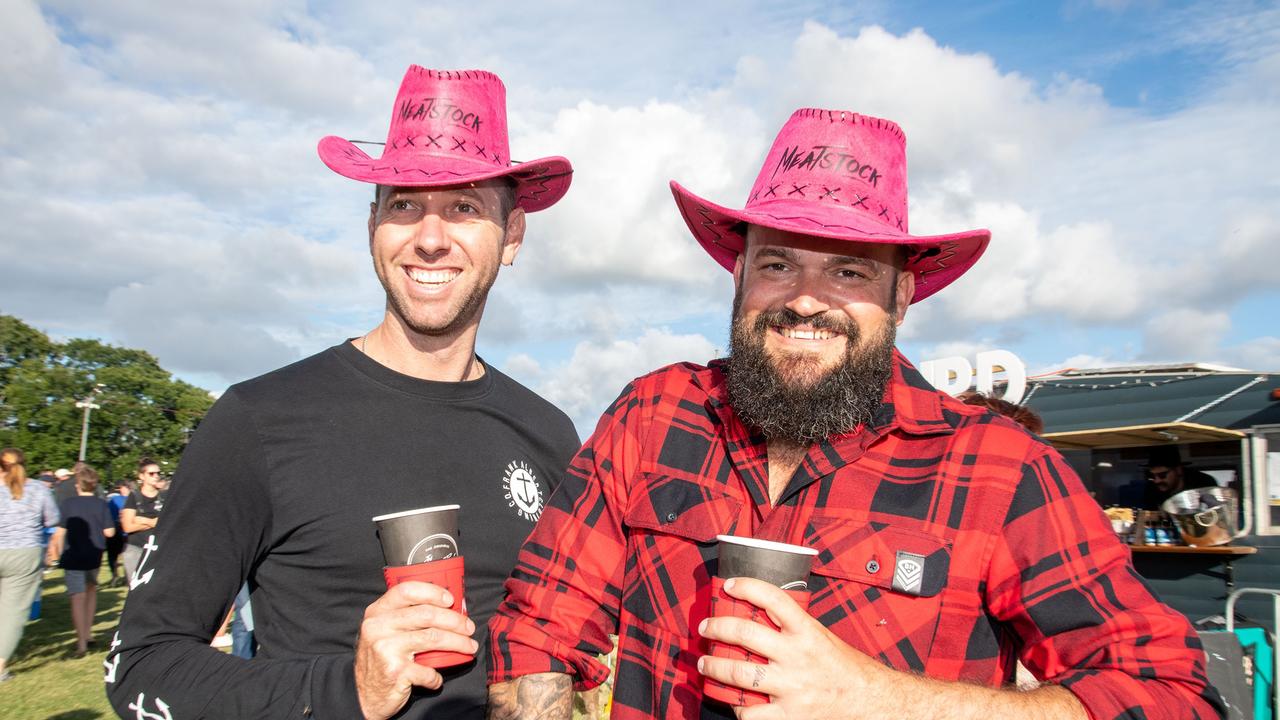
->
[389, 199, 414, 211]
[836, 264, 882, 282]
[455, 201, 478, 214]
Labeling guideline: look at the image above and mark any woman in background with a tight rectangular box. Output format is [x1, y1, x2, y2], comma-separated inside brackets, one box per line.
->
[0, 447, 60, 680]
[55, 463, 114, 657]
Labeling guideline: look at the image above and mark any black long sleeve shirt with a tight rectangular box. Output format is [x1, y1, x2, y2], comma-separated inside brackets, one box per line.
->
[105, 343, 579, 719]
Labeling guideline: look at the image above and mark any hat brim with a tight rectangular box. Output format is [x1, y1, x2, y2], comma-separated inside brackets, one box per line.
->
[670, 180, 989, 303]
[318, 136, 573, 213]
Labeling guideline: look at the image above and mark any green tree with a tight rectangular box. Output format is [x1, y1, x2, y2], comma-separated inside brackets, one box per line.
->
[0, 315, 215, 482]
[0, 314, 55, 387]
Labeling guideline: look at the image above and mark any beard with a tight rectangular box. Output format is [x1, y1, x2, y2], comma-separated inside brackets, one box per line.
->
[725, 295, 897, 444]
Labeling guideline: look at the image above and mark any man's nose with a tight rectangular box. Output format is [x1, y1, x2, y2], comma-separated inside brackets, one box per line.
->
[413, 213, 452, 257]
[782, 284, 832, 318]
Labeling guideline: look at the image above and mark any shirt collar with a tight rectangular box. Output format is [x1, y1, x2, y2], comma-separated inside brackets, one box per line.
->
[877, 349, 955, 438]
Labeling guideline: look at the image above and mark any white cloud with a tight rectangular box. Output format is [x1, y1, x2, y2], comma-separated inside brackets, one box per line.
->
[720, 19, 1279, 343]
[531, 328, 718, 435]
[1225, 337, 1280, 372]
[1028, 221, 1145, 321]
[516, 100, 762, 289]
[3, 4, 1278, 399]
[746, 23, 1110, 193]
[1140, 309, 1232, 362]
[42, 0, 386, 117]
[913, 340, 999, 365]
[1038, 354, 1126, 374]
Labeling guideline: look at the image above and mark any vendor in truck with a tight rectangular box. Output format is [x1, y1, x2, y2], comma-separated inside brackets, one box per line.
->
[1142, 445, 1219, 510]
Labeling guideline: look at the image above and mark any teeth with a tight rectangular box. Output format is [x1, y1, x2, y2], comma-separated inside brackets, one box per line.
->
[407, 268, 458, 285]
[778, 327, 838, 340]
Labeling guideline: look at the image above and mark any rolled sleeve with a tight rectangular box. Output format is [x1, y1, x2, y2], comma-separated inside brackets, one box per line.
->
[489, 384, 640, 690]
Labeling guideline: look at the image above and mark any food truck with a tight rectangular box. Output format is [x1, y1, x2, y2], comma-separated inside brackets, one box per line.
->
[1021, 362, 1279, 719]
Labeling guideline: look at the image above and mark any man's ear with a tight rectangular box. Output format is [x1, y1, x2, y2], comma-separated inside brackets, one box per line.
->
[501, 207, 527, 266]
[732, 253, 746, 292]
[367, 201, 378, 253]
[893, 270, 915, 326]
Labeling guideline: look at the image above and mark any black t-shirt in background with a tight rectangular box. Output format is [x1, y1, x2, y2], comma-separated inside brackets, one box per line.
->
[53, 479, 78, 505]
[123, 489, 165, 548]
[60, 495, 113, 570]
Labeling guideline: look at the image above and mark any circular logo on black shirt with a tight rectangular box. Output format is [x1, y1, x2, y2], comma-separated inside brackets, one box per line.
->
[502, 459, 543, 522]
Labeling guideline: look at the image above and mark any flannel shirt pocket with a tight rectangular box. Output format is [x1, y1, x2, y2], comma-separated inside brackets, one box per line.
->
[805, 516, 951, 672]
[621, 473, 743, 636]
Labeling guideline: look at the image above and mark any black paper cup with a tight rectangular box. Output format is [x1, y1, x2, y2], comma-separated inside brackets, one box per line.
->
[372, 504, 461, 567]
[716, 535, 816, 589]
[706, 536, 817, 706]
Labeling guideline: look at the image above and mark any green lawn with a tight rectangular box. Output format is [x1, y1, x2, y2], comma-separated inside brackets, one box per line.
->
[0, 566, 126, 720]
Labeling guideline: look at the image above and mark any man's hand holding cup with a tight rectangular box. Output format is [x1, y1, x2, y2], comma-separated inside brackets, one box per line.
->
[356, 505, 476, 720]
[698, 535, 818, 709]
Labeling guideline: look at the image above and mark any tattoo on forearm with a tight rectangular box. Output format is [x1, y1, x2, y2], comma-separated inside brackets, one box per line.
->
[487, 674, 574, 720]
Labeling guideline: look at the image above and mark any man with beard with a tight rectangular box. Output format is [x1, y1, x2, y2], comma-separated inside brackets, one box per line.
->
[488, 110, 1220, 720]
[106, 67, 580, 720]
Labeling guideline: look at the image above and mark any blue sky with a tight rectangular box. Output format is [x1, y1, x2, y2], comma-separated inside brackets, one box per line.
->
[3, 0, 1277, 436]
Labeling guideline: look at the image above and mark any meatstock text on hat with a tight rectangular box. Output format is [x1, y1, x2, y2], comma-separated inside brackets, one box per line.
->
[106, 66, 582, 720]
[488, 110, 1222, 720]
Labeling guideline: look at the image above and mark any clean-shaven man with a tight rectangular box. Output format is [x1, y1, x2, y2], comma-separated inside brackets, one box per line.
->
[107, 66, 580, 720]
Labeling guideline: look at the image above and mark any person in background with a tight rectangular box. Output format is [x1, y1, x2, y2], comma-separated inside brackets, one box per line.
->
[55, 463, 114, 657]
[51, 467, 76, 505]
[1142, 445, 1217, 510]
[229, 583, 255, 659]
[106, 481, 131, 586]
[958, 391, 1044, 434]
[120, 458, 164, 588]
[0, 448, 60, 681]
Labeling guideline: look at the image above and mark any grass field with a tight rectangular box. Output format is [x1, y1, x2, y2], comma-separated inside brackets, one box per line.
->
[0, 566, 125, 720]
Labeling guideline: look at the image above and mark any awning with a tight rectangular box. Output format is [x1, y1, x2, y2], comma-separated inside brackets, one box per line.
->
[1043, 421, 1247, 450]
[1023, 371, 1280, 434]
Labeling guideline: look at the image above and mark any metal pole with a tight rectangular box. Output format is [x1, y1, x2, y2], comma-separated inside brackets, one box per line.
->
[77, 402, 92, 460]
[75, 387, 102, 462]
[1225, 587, 1280, 718]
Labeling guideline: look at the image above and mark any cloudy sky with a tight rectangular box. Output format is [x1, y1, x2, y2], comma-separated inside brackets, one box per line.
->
[3, 0, 1277, 436]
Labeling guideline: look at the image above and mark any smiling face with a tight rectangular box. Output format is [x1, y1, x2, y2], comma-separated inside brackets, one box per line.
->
[734, 226, 913, 383]
[368, 181, 524, 339]
[724, 226, 914, 442]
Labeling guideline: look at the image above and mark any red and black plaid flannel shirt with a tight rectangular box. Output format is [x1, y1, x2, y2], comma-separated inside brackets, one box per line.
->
[490, 353, 1223, 720]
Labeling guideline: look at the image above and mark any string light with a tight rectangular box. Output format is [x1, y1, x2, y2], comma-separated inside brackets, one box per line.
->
[1029, 376, 1197, 391]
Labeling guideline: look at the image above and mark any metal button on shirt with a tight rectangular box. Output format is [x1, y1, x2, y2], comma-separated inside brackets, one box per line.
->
[665, 512, 678, 522]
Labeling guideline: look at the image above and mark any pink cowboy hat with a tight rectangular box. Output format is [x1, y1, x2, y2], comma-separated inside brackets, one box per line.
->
[670, 109, 989, 303]
[318, 66, 572, 213]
